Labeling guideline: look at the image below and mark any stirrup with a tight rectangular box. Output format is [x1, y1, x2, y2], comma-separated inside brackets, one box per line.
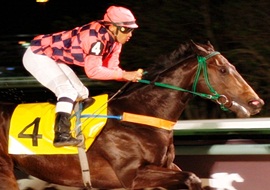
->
[53, 132, 82, 147]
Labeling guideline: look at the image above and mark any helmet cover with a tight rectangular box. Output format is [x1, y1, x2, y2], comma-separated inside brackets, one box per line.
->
[103, 6, 138, 28]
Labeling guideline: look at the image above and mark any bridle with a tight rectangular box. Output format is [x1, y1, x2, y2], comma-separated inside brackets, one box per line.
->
[192, 52, 230, 110]
[138, 51, 231, 111]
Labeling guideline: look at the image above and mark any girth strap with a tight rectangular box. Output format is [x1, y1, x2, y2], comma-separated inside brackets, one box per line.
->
[74, 102, 92, 189]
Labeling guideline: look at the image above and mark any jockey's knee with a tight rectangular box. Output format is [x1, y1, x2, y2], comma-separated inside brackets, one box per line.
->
[77, 86, 89, 100]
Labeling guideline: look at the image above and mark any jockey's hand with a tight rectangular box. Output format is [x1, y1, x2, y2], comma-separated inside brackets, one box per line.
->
[123, 69, 143, 82]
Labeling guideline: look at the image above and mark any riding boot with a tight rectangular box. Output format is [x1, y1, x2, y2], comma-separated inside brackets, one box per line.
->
[53, 112, 81, 147]
[81, 97, 95, 111]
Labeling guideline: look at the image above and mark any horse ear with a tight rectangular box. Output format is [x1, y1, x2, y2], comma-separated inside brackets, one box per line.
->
[190, 40, 208, 56]
[207, 41, 214, 49]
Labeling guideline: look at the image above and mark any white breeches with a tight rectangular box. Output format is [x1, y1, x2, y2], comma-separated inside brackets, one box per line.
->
[23, 47, 89, 113]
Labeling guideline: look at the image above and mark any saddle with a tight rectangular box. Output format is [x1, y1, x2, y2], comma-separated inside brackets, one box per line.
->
[8, 94, 108, 155]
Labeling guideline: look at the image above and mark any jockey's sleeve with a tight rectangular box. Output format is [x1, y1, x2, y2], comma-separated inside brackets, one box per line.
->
[84, 44, 124, 80]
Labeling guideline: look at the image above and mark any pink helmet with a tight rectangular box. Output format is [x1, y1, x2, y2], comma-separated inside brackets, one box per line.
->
[103, 6, 138, 28]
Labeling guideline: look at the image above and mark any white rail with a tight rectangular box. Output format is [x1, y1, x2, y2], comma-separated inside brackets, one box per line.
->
[174, 117, 270, 130]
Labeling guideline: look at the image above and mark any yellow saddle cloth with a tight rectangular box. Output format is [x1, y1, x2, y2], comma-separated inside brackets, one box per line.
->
[8, 94, 108, 155]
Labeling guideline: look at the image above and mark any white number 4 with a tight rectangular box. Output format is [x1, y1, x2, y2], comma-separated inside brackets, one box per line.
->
[91, 42, 102, 55]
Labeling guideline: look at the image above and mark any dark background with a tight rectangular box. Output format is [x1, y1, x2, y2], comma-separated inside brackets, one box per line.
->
[0, 0, 269, 119]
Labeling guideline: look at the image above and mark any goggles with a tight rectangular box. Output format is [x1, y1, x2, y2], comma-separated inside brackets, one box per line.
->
[105, 14, 136, 34]
[117, 26, 134, 34]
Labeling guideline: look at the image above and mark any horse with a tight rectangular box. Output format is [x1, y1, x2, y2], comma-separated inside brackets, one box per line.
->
[0, 41, 264, 190]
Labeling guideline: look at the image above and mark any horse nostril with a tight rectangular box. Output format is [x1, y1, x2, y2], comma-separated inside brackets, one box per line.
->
[248, 99, 263, 108]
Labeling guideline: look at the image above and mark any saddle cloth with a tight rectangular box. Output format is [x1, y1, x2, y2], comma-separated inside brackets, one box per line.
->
[8, 94, 108, 155]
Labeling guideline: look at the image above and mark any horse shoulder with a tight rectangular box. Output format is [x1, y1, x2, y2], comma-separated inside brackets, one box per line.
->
[0, 102, 19, 189]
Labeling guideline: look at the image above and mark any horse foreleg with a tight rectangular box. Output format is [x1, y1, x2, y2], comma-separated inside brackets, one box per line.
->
[131, 165, 202, 190]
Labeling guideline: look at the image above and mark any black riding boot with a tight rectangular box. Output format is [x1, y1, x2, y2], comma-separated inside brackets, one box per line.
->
[53, 112, 81, 147]
[81, 97, 95, 111]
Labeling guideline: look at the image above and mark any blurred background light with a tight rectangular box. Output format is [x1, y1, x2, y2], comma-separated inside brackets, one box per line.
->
[18, 41, 30, 48]
[36, 0, 49, 3]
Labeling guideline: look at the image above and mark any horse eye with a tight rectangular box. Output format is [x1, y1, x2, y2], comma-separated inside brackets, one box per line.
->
[219, 67, 227, 74]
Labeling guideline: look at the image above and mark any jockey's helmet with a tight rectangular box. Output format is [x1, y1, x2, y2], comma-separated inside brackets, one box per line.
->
[103, 6, 138, 29]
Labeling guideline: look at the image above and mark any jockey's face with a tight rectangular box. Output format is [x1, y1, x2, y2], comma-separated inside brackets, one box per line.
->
[108, 25, 134, 44]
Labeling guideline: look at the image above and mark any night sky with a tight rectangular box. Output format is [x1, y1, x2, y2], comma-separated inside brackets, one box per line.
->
[0, 0, 113, 35]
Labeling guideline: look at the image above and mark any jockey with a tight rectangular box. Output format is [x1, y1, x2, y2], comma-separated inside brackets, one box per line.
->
[22, 6, 143, 147]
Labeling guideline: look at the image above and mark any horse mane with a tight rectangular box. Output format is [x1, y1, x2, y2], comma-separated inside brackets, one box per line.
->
[143, 42, 195, 80]
[114, 42, 196, 97]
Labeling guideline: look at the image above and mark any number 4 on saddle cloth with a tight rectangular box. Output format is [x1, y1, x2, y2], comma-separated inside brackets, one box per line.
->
[8, 94, 108, 155]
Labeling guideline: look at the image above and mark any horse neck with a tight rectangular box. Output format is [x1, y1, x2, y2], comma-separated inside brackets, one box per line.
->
[111, 58, 198, 122]
[153, 59, 198, 120]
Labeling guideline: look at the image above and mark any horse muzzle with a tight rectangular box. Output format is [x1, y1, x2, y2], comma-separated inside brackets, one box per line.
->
[228, 98, 264, 118]
[248, 98, 264, 115]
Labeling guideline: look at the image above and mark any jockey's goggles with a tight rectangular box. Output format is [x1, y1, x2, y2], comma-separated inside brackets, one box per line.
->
[117, 26, 134, 34]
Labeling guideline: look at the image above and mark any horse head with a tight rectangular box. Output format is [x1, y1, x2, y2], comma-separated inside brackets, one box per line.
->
[191, 41, 264, 118]
[118, 40, 263, 120]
